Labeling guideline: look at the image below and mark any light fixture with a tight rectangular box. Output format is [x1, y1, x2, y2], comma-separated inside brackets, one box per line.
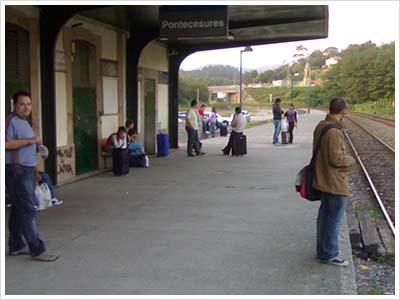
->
[239, 46, 253, 109]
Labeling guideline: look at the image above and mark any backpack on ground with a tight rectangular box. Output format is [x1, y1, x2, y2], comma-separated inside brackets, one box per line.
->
[295, 124, 337, 201]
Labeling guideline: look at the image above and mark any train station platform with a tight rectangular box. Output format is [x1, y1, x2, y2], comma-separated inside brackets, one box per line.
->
[4, 110, 357, 295]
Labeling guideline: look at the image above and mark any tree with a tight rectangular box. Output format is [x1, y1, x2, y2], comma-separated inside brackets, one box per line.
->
[321, 41, 394, 104]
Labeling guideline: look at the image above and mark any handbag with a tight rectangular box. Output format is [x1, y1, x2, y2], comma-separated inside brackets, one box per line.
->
[35, 183, 52, 210]
[295, 123, 337, 201]
[281, 119, 289, 132]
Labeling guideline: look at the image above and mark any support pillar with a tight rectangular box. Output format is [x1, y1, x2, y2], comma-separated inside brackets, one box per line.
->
[125, 28, 159, 125]
[168, 50, 190, 149]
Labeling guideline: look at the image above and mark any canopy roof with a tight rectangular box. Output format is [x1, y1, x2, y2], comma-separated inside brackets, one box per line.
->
[77, 5, 328, 51]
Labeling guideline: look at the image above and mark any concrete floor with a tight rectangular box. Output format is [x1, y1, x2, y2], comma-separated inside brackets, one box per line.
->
[4, 110, 356, 295]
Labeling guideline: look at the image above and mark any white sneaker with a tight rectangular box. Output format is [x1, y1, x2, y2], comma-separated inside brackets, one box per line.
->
[51, 198, 63, 206]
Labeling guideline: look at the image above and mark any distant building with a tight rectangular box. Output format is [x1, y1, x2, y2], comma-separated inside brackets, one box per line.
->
[246, 83, 264, 88]
[217, 92, 226, 99]
[325, 56, 340, 68]
[272, 80, 283, 87]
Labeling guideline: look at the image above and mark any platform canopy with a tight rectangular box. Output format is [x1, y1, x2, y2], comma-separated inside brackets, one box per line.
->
[77, 5, 328, 52]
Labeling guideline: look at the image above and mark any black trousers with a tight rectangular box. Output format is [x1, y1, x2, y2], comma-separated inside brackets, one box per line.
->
[223, 131, 241, 155]
[288, 122, 295, 144]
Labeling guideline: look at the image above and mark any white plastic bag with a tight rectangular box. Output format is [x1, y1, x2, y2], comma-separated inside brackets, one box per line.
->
[281, 119, 289, 132]
[35, 183, 52, 210]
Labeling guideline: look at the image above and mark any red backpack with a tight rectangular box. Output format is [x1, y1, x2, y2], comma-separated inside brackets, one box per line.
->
[295, 123, 337, 201]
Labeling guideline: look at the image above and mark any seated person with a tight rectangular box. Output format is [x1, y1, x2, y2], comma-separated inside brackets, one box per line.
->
[125, 120, 138, 143]
[103, 126, 128, 153]
[127, 129, 149, 168]
[36, 145, 63, 210]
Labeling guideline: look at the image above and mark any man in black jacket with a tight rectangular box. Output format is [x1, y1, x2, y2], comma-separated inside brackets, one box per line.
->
[272, 98, 283, 144]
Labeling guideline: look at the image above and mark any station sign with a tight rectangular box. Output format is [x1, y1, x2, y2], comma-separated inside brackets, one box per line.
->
[159, 6, 228, 39]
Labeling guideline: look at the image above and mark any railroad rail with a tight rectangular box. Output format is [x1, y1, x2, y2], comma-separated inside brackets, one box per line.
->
[344, 115, 395, 153]
[348, 111, 395, 127]
[343, 119, 395, 237]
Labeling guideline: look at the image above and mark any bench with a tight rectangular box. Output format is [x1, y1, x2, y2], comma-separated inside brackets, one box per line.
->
[101, 139, 113, 168]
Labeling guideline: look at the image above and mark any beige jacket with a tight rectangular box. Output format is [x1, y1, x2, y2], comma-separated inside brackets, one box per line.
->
[312, 114, 355, 196]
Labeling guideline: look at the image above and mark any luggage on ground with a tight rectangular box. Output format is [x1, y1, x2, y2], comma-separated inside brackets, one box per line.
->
[220, 125, 228, 137]
[281, 131, 289, 144]
[129, 154, 149, 168]
[232, 134, 247, 156]
[157, 133, 169, 157]
[112, 148, 129, 176]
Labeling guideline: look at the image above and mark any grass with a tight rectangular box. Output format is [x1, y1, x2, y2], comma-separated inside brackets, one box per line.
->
[374, 255, 395, 266]
[349, 99, 395, 118]
[367, 285, 385, 295]
[246, 120, 268, 129]
[352, 202, 383, 220]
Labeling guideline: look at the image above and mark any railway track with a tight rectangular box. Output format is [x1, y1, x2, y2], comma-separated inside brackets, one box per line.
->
[343, 116, 395, 237]
[348, 111, 395, 128]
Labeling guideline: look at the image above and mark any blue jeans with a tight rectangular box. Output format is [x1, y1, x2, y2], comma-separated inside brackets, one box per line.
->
[316, 192, 347, 261]
[5, 164, 46, 257]
[39, 171, 56, 198]
[209, 122, 216, 137]
[273, 119, 281, 144]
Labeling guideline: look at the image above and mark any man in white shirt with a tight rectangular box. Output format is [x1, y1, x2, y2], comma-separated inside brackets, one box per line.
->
[185, 100, 205, 157]
[222, 107, 247, 155]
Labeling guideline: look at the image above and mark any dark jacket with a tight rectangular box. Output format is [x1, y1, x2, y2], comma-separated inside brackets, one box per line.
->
[273, 104, 282, 120]
[312, 114, 355, 196]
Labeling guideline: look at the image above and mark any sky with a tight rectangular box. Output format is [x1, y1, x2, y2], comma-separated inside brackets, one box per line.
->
[180, 1, 399, 71]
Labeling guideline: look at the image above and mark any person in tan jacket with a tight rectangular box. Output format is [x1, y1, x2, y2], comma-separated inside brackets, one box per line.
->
[312, 98, 355, 267]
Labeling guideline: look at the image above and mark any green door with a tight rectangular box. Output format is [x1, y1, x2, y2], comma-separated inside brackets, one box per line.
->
[5, 23, 30, 116]
[144, 79, 156, 154]
[72, 40, 98, 175]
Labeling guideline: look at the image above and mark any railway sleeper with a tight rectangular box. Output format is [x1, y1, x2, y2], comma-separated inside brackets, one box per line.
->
[355, 210, 386, 258]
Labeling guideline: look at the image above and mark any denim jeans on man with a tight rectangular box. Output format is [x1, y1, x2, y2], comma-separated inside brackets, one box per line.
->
[273, 119, 281, 144]
[6, 164, 46, 256]
[316, 192, 347, 261]
[185, 126, 201, 155]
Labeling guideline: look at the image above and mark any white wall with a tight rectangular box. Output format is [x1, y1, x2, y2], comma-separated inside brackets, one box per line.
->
[157, 84, 169, 132]
[55, 72, 68, 146]
[102, 77, 119, 114]
[101, 115, 119, 138]
[65, 15, 118, 60]
[139, 43, 168, 72]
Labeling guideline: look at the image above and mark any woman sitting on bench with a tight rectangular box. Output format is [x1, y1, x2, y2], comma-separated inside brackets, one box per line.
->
[127, 129, 149, 168]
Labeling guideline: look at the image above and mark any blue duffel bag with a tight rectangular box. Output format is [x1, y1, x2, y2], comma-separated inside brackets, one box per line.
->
[129, 154, 148, 168]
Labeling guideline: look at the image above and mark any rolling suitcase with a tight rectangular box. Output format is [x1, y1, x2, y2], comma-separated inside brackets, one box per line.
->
[157, 133, 169, 157]
[112, 148, 129, 176]
[220, 125, 228, 137]
[232, 134, 247, 156]
[281, 131, 288, 144]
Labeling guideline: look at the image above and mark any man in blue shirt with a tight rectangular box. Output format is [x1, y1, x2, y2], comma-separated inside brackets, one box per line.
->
[5, 91, 58, 262]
